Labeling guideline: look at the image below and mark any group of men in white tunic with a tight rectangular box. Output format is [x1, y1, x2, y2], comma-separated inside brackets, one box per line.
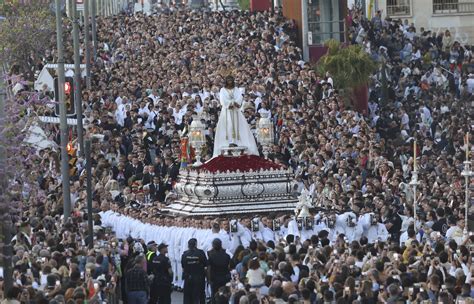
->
[99, 207, 391, 286]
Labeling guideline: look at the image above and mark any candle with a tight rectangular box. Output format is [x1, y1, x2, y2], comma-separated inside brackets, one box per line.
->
[466, 132, 470, 161]
[413, 140, 417, 171]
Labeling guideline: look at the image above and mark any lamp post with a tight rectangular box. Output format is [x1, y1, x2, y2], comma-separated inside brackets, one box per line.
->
[410, 140, 418, 233]
[257, 114, 274, 159]
[462, 132, 472, 237]
[189, 118, 206, 167]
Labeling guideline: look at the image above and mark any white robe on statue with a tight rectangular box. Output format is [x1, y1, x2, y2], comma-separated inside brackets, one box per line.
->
[212, 87, 259, 158]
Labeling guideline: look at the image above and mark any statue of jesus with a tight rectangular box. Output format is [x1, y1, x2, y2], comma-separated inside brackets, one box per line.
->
[212, 75, 259, 158]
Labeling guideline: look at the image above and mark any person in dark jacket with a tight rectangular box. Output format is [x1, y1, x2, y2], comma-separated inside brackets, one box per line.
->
[181, 238, 208, 304]
[125, 255, 150, 304]
[207, 238, 231, 304]
[149, 243, 173, 304]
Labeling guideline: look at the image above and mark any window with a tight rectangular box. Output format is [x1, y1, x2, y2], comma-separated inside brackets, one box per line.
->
[307, 0, 344, 45]
[386, 0, 411, 16]
[433, 0, 474, 13]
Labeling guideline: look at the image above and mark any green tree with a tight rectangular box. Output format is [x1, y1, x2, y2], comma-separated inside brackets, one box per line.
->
[318, 39, 377, 90]
[238, 0, 250, 10]
[0, 1, 55, 80]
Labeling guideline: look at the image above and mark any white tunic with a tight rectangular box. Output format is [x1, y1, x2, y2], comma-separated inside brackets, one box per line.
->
[212, 87, 259, 158]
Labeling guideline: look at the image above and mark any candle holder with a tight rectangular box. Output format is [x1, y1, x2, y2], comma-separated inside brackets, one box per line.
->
[189, 117, 206, 167]
[257, 114, 274, 159]
[462, 160, 473, 237]
[409, 170, 419, 232]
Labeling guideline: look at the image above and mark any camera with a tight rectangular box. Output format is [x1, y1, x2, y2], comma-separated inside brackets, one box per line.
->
[297, 218, 303, 231]
[325, 217, 335, 229]
[272, 219, 281, 231]
[251, 218, 259, 232]
[346, 215, 356, 227]
[230, 221, 238, 233]
[370, 214, 378, 226]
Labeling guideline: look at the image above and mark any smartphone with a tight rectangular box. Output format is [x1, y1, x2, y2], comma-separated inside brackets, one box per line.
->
[56, 280, 60, 286]
[296, 218, 303, 230]
[273, 219, 281, 231]
[251, 218, 259, 232]
[230, 221, 238, 233]
[305, 217, 314, 230]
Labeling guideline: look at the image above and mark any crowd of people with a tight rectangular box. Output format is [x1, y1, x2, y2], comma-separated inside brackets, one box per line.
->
[2, 2, 474, 304]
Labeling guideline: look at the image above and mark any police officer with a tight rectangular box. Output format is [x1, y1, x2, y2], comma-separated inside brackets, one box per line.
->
[146, 241, 158, 265]
[181, 238, 208, 304]
[149, 243, 173, 304]
[207, 238, 231, 304]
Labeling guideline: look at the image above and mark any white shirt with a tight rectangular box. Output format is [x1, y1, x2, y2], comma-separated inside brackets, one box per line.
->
[446, 226, 464, 245]
[466, 78, 474, 94]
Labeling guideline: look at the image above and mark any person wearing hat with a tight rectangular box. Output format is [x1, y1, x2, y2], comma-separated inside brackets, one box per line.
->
[146, 241, 157, 264]
[148, 243, 173, 304]
[181, 238, 208, 304]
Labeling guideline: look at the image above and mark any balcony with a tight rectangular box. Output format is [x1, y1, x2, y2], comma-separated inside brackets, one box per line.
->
[433, 0, 474, 14]
[387, 0, 411, 16]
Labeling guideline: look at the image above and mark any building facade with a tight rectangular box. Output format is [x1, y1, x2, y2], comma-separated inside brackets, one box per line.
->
[371, 0, 474, 44]
[282, 0, 348, 61]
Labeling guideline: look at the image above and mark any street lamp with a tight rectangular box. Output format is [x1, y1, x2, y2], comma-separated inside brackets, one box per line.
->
[189, 117, 206, 166]
[257, 114, 274, 159]
[410, 140, 419, 233]
[462, 133, 472, 238]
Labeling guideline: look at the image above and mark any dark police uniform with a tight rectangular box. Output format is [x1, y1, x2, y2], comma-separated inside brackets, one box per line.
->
[149, 253, 172, 304]
[207, 248, 231, 303]
[181, 248, 208, 304]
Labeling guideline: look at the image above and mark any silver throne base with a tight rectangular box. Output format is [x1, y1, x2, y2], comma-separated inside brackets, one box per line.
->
[163, 154, 297, 216]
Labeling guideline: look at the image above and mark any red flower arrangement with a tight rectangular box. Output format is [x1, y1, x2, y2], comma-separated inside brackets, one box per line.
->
[198, 155, 282, 173]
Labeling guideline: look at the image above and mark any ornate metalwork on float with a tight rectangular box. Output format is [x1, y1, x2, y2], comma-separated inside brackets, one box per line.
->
[164, 154, 298, 216]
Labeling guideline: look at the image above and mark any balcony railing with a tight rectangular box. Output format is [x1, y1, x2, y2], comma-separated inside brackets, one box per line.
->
[386, 0, 411, 16]
[433, 0, 474, 13]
